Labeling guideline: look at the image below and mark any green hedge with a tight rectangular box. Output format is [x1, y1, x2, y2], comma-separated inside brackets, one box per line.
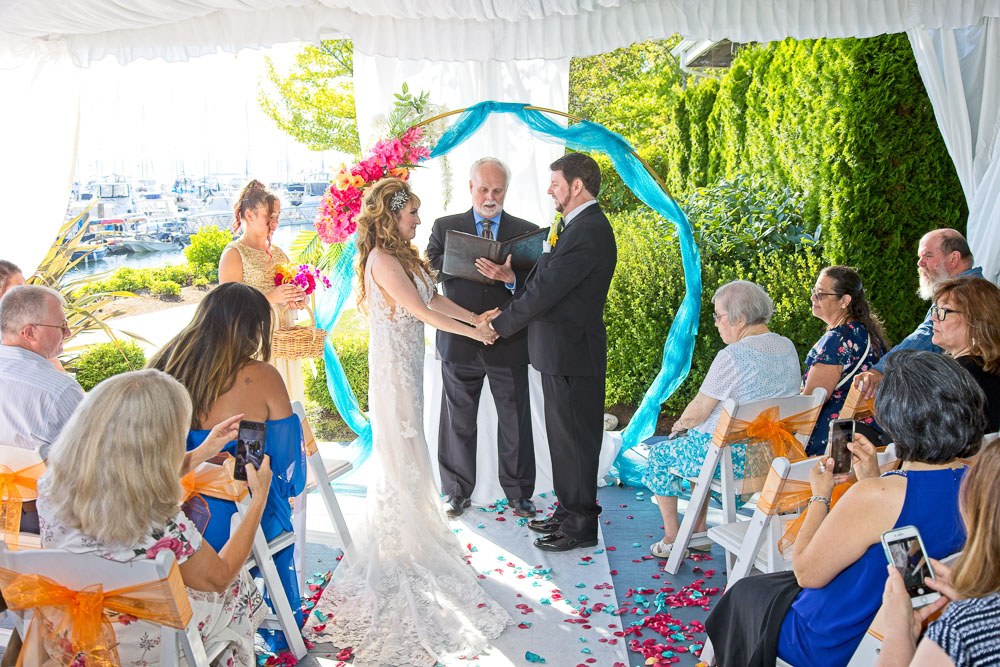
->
[303, 333, 369, 417]
[594, 35, 965, 344]
[74, 262, 215, 297]
[73, 340, 147, 391]
[184, 225, 232, 271]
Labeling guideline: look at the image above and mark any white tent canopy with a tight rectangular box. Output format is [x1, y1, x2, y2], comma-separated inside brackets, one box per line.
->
[1, 0, 999, 278]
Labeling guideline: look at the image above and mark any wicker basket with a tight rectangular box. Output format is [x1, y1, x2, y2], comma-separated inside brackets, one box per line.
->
[272, 304, 328, 360]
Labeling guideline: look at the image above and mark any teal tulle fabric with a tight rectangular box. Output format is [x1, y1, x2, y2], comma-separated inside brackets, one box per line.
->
[316, 101, 701, 487]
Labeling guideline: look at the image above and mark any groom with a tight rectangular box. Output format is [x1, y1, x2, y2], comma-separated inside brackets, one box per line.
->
[479, 153, 617, 552]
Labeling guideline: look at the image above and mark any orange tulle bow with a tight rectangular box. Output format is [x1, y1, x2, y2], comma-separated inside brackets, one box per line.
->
[301, 418, 318, 457]
[0, 461, 45, 550]
[180, 457, 248, 532]
[0, 561, 191, 666]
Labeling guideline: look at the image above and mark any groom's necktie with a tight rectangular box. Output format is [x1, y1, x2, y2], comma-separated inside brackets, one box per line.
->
[481, 219, 494, 240]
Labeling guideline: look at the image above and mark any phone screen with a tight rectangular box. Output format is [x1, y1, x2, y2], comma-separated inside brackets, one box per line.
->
[827, 419, 855, 474]
[886, 534, 934, 600]
[235, 421, 267, 481]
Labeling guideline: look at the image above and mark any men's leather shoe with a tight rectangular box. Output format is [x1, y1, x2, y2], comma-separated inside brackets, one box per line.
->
[533, 531, 599, 552]
[528, 516, 562, 534]
[511, 498, 537, 518]
[445, 495, 471, 518]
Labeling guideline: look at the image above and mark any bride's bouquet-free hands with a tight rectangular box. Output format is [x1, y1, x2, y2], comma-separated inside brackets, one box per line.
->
[472, 308, 501, 345]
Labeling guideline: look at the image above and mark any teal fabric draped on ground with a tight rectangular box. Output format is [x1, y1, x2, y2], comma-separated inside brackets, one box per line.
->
[315, 101, 701, 486]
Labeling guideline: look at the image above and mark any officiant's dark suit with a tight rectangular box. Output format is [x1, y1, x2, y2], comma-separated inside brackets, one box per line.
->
[488, 153, 617, 551]
[426, 159, 539, 517]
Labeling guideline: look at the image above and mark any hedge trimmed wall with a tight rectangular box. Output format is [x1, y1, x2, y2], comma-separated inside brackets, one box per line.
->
[599, 34, 967, 345]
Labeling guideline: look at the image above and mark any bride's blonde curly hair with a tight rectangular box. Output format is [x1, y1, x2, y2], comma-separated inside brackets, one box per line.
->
[355, 178, 432, 311]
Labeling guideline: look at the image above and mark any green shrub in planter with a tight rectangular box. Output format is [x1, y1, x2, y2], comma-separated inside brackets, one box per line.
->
[185, 225, 232, 269]
[150, 280, 181, 297]
[73, 340, 146, 391]
[193, 276, 209, 288]
[303, 333, 370, 417]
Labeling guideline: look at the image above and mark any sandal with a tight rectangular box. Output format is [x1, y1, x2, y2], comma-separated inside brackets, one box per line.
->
[650, 540, 674, 558]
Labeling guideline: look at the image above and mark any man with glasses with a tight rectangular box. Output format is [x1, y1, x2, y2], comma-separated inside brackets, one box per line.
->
[854, 228, 983, 399]
[0, 285, 83, 462]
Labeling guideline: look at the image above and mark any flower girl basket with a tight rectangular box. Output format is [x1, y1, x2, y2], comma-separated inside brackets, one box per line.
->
[272, 303, 328, 360]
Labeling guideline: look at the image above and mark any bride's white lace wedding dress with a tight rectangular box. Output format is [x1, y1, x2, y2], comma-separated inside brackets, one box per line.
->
[304, 250, 511, 666]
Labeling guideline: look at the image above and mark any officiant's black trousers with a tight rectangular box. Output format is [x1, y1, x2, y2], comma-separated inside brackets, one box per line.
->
[438, 359, 535, 501]
[541, 373, 604, 541]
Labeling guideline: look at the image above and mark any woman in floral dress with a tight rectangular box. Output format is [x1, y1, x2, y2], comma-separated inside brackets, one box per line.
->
[219, 179, 307, 404]
[801, 266, 888, 455]
[37, 369, 272, 666]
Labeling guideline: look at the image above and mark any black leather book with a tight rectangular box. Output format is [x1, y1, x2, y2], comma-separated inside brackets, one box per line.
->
[441, 227, 547, 285]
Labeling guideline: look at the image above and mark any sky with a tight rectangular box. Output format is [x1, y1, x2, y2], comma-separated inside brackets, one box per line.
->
[74, 43, 353, 188]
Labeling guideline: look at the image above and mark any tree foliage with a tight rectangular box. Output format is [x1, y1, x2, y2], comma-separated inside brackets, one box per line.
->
[258, 40, 358, 153]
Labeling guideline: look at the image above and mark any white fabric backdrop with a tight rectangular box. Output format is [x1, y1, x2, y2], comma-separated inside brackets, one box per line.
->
[908, 18, 1000, 283]
[0, 41, 81, 275]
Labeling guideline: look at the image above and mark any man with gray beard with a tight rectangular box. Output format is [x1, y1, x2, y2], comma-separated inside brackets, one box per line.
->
[854, 228, 983, 399]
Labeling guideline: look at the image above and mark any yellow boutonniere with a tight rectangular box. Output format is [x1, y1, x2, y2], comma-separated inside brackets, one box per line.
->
[548, 217, 562, 247]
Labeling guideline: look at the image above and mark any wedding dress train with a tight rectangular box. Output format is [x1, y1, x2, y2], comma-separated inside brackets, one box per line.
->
[304, 250, 511, 666]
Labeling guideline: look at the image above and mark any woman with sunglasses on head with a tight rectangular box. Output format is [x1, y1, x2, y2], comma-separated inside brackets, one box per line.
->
[219, 179, 307, 404]
[930, 276, 1000, 433]
[802, 266, 890, 455]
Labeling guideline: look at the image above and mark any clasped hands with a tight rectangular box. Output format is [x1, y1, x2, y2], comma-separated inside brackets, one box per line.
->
[470, 308, 502, 345]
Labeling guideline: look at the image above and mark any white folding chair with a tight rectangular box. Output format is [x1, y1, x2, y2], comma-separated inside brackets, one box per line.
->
[664, 390, 827, 576]
[289, 400, 354, 594]
[0, 544, 224, 665]
[0, 446, 45, 551]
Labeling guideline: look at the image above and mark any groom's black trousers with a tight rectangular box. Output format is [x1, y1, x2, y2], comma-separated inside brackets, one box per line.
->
[541, 372, 604, 541]
[438, 359, 535, 501]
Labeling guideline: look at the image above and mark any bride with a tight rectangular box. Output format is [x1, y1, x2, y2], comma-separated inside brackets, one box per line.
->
[304, 178, 512, 665]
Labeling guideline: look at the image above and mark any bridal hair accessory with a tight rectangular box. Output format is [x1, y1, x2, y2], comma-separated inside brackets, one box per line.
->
[389, 190, 410, 213]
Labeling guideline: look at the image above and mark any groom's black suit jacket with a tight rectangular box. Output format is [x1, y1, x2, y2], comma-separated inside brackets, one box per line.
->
[491, 203, 617, 376]
[426, 208, 538, 366]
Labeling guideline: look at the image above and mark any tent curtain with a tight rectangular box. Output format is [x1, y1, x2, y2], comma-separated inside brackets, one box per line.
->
[908, 18, 1000, 283]
[0, 40, 81, 276]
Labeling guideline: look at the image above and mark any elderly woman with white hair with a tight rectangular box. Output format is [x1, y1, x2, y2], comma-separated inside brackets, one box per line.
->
[643, 280, 802, 558]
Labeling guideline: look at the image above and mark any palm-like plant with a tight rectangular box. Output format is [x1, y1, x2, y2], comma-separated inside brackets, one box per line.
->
[28, 207, 146, 367]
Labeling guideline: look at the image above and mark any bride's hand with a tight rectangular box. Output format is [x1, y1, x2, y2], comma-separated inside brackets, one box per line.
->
[472, 320, 498, 345]
[471, 308, 500, 326]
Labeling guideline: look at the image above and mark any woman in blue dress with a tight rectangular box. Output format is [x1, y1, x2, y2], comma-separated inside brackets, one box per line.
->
[801, 266, 889, 455]
[149, 282, 306, 648]
[642, 280, 802, 558]
[706, 351, 986, 667]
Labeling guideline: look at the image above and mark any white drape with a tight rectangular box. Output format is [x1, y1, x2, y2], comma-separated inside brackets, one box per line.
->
[908, 18, 1000, 283]
[0, 41, 81, 275]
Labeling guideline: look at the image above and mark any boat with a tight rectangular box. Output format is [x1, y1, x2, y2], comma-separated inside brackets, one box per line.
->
[70, 243, 108, 262]
[118, 236, 179, 253]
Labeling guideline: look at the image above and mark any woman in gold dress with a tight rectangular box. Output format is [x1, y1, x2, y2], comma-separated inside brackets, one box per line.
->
[219, 179, 307, 404]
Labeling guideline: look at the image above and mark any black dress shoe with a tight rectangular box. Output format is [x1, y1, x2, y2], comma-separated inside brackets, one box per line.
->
[528, 516, 562, 534]
[533, 530, 599, 552]
[445, 495, 471, 518]
[511, 498, 537, 518]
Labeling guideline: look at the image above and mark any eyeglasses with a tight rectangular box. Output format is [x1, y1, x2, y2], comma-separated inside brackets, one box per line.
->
[810, 288, 839, 299]
[931, 305, 962, 321]
[32, 322, 71, 335]
[713, 312, 725, 323]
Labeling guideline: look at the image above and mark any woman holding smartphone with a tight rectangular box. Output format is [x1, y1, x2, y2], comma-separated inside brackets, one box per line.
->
[877, 439, 1000, 666]
[149, 282, 306, 650]
[706, 350, 986, 667]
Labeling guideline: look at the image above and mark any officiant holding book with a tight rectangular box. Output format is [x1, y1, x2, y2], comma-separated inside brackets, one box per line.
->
[426, 157, 539, 519]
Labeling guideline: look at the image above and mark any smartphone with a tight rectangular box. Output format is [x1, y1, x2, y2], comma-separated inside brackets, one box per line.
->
[234, 420, 267, 482]
[827, 418, 855, 474]
[882, 525, 941, 608]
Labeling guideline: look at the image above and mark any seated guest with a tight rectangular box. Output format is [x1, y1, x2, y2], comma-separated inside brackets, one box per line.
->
[643, 280, 801, 558]
[931, 276, 1000, 433]
[855, 228, 982, 399]
[149, 282, 306, 644]
[802, 266, 889, 455]
[876, 439, 1000, 667]
[37, 370, 270, 666]
[0, 260, 25, 297]
[706, 350, 984, 667]
[0, 285, 83, 462]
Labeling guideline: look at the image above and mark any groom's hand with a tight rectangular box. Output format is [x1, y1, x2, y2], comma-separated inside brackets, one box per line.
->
[476, 255, 514, 283]
[475, 318, 498, 344]
[471, 308, 500, 326]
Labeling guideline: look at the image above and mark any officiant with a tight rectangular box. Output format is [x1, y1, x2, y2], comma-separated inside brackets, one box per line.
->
[426, 157, 540, 519]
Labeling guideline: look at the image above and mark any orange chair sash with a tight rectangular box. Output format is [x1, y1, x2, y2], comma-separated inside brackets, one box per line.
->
[301, 418, 318, 457]
[0, 461, 45, 550]
[0, 561, 192, 666]
[714, 405, 821, 497]
[180, 457, 247, 532]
